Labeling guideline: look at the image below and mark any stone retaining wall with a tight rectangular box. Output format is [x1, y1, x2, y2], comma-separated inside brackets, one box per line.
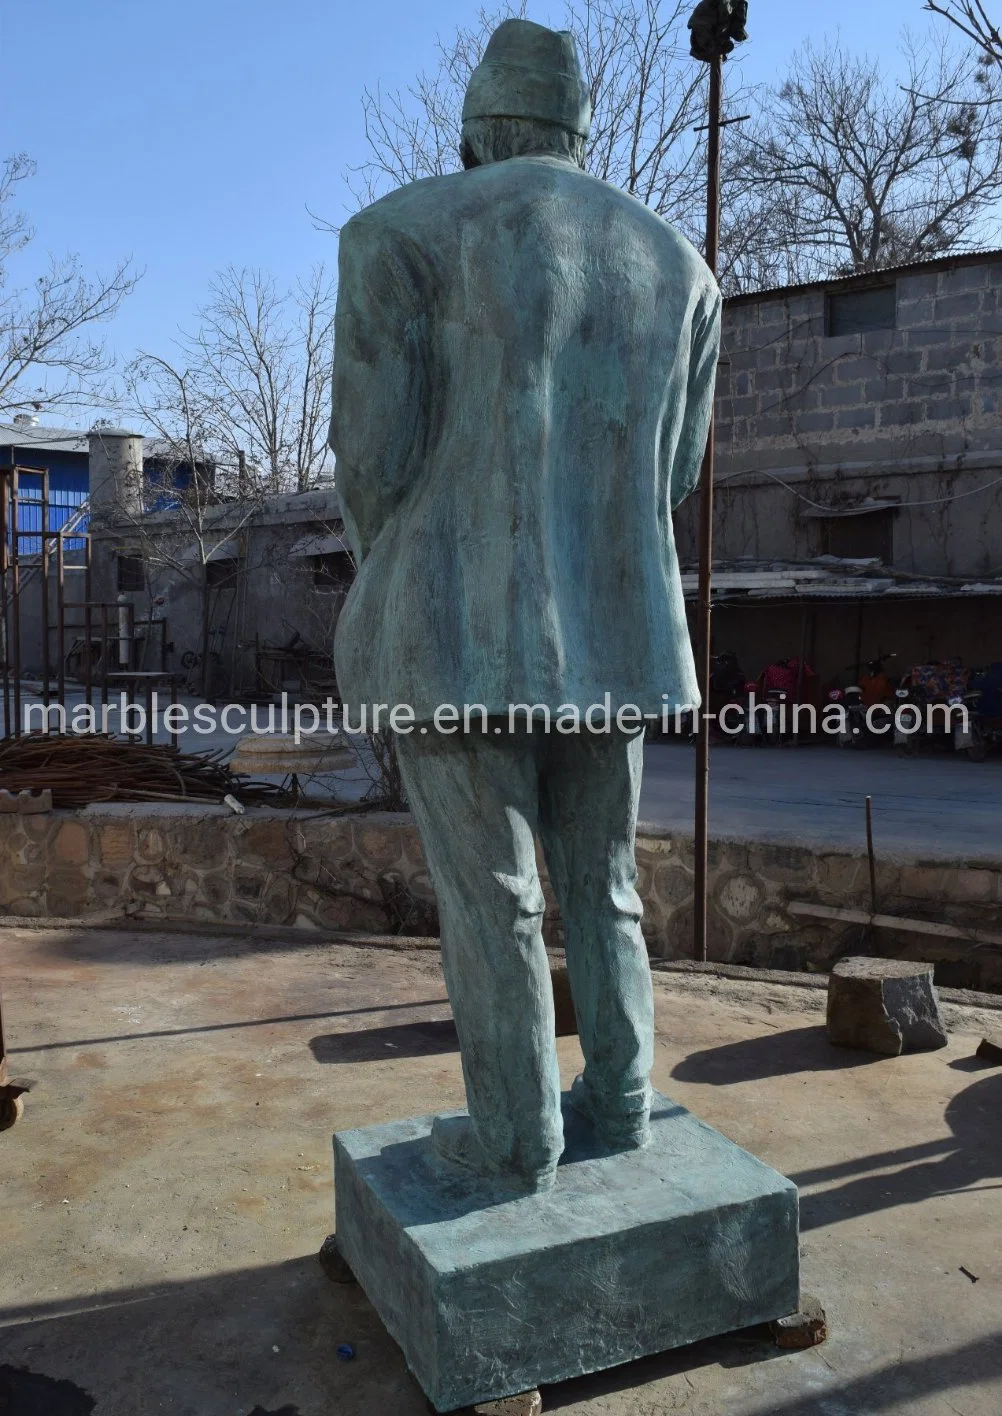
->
[2, 805, 1001, 990]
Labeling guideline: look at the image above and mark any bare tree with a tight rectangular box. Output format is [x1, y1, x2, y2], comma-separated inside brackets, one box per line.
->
[180, 265, 336, 494]
[348, 0, 718, 245]
[0, 153, 137, 419]
[122, 353, 265, 696]
[926, 1, 1002, 63]
[733, 34, 1002, 281]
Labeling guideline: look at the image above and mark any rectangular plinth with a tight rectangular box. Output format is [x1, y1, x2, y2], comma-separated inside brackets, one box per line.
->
[332, 1092, 799, 1412]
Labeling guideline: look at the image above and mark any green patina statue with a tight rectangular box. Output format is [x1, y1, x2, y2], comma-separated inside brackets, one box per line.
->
[330, 19, 721, 1192]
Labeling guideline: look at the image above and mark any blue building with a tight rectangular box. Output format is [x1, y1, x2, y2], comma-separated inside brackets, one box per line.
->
[0, 419, 90, 554]
[0, 417, 201, 555]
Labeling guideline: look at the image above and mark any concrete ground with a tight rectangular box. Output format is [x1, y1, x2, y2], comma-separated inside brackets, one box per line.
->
[1, 926, 1000, 1415]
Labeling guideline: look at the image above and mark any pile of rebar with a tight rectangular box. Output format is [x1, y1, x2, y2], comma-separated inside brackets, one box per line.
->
[0, 734, 290, 809]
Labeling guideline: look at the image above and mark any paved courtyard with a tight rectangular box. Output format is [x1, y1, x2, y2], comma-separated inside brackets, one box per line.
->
[0, 925, 1000, 1415]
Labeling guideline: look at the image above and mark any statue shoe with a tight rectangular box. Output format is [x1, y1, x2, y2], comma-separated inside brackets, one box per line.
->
[567, 1075, 651, 1152]
[430, 1115, 558, 1194]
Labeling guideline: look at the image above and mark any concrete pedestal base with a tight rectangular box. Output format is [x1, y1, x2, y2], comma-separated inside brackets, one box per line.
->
[332, 1091, 799, 1413]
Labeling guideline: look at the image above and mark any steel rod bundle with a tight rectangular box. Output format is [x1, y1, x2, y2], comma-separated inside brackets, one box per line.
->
[0, 733, 289, 809]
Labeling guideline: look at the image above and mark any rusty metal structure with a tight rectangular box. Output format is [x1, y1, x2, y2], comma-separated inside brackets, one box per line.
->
[0, 464, 179, 743]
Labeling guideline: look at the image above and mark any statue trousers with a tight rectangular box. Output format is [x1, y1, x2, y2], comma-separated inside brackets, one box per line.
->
[395, 723, 654, 1181]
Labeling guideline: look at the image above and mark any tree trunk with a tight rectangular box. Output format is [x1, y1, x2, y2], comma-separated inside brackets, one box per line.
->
[199, 565, 213, 700]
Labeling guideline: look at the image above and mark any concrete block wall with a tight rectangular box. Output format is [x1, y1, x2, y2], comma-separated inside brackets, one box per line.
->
[674, 254, 1002, 578]
[3, 804, 1001, 992]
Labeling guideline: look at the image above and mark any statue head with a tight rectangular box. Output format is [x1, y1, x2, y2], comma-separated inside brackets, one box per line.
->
[460, 19, 591, 170]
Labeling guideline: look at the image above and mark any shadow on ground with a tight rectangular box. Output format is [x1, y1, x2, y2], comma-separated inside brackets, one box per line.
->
[0, 1256, 424, 1416]
[673, 1026, 1002, 1236]
[671, 1025, 883, 1084]
[309, 1018, 458, 1064]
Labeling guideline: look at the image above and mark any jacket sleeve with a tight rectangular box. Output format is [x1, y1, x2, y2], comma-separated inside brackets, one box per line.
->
[669, 283, 722, 511]
[329, 213, 429, 562]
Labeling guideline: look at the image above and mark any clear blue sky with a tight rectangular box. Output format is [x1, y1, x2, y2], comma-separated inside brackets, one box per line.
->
[3, 0, 947, 383]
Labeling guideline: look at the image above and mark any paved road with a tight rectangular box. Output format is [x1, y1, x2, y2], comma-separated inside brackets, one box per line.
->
[640, 741, 1002, 860]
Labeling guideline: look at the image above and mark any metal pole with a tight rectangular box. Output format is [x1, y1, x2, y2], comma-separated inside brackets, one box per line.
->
[40, 468, 51, 712]
[100, 603, 109, 719]
[57, 530, 66, 714]
[693, 53, 723, 963]
[865, 795, 878, 916]
[10, 469, 21, 739]
[0, 472, 9, 738]
[84, 535, 93, 714]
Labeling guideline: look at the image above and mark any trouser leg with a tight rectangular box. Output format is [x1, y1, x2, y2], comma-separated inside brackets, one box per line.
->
[538, 728, 653, 1143]
[395, 727, 563, 1181]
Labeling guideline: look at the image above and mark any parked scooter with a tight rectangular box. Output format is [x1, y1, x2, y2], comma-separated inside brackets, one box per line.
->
[837, 653, 897, 749]
[894, 661, 968, 754]
[953, 662, 1002, 761]
[707, 651, 751, 744]
[756, 657, 817, 745]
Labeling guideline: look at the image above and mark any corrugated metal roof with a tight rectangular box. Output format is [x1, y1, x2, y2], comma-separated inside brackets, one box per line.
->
[680, 561, 1002, 602]
[725, 247, 1002, 308]
[0, 424, 88, 453]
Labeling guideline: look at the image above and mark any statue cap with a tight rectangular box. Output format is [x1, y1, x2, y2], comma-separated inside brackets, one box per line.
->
[462, 19, 591, 139]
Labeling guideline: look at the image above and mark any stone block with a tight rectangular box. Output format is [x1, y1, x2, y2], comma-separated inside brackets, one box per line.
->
[826, 957, 948, 1056]
[99, 823, 135, 867]
[821, 383, 865, 408]
[235, 818, 293, 867]
[795, 411, 835, 433]
[837, 408, 876, 430]
[898, 865, 949, 902]
[715, 872, 764, 923]
[172, 818, 230, 869]
[653, 861, 693, 908]
[879, 402, 924, 427]
[941, 264, 987, 293]
[44, 868, 88, 916]
[52, 821, 89, 867]
[975, 1034, 1002, 1064]
[332, 1092, 799, 1412]
[353, 822, 407, 871]
[926, 396, 972, 421]
[816, 855, 864, 898]
[940, 868, 997, 904]
[135, 826, 166, 864]
[835, 357, 878, 383]
[934, 292, 982, 321]
[883, 351, 923, 376]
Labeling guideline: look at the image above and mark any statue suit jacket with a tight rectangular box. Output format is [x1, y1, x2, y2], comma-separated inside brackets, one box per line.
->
[330, 154, 721, 720]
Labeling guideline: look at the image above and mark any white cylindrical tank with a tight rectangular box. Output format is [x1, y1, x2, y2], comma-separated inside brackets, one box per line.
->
[88, 427, 145, 521]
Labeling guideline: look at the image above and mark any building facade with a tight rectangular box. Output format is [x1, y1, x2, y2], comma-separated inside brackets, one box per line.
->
[673, 250, 1002, 684]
